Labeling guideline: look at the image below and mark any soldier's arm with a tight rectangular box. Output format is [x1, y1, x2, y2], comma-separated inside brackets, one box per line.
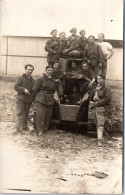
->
[14, 76, 25, 93]
[32, 78, 42, 94]
[45, 40, 55, 53]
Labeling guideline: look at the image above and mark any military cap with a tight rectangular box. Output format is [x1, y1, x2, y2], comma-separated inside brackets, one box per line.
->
[50, 29, 57, 35]
[59, 31, 66, 36]
[88, 35, 95, 40]
[79, 30, 86, 35]
[97, 73, 105, 80]
[70, 28, 77, 33]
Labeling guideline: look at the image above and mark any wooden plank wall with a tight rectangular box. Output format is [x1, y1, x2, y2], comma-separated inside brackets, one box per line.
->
[1, 36, 123, 80]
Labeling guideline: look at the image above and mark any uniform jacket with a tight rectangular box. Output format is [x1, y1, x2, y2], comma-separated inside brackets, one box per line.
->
[84, 43, 104, 66]
[91, 84, 111, 115]
[68, 35, 80, 51]
[32, 74, 63, 106]
[78, 37, 88, 53]
[14, 74, 35, 102]
[58, 39, 69, 55]
[45, 37, 59, 55]
[52, 70, 62, 79]
[78, 68, 95, 80]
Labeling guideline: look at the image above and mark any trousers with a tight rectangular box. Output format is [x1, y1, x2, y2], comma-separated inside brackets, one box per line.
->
[36, 102, 52, 133]
[15, 99, 32, 130]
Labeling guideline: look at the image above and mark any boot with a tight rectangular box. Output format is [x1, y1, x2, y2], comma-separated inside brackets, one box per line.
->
[97, 127, 104, 146]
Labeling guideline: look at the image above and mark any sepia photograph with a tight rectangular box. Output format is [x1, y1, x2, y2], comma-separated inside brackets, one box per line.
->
[0, 0, 123, 193]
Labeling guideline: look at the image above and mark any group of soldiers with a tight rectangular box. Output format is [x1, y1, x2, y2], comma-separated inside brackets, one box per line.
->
[14, 28, 114, 146]
[45, 28, 114, 77]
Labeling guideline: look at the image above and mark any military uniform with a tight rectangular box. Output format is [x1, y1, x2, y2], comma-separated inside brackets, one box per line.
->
[67, 35, 80, 52]
[52, 70, 62, 80]
[78, 37, 88, 55]
[14, 74, 35, 131]
[89, 81, 111, 146]
[78, 68, 95, 94]
[45, 37, 60, 66]
[32, 73, 63, 133]
[84, 43, 104, 76]
[58, 39, 69, 58]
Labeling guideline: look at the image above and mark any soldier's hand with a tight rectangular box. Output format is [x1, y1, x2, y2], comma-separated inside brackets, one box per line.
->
[88, 82, 92, 88]
[24, 89, 30, 95]
[87, 59, 91, 64]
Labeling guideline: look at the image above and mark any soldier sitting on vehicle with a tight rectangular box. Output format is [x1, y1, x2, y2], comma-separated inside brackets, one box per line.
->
[45, 29, 60, 66]
[58, 32, 69, 58]
[78, 30, 88, 56]
[52, 61, 63, 80]
[62, 61, 81, 79]
[63, 28, 81, 56]
[78, 61, 96, 95]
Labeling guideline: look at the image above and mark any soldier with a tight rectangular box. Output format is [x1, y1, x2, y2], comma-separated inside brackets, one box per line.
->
[58, 32, 69, 58]
[98, 33, 114, 77]
[78, 61, 96, 94]
[32, 66, 63, 136]
[89, 73, 111, 146]
[14, 64, 35, 132]
[45, 29, 60, 66]
[63, 28, 80, 54]
[52, 61, 62, 80]
[84, 35, 104, 76]
[78, 30, 88, 55]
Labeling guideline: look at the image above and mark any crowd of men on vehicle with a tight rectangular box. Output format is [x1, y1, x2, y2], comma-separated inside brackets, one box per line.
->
[14, 28, 114, 146]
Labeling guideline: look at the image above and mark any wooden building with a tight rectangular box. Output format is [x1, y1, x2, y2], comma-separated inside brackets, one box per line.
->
[0, 35, 123, 83]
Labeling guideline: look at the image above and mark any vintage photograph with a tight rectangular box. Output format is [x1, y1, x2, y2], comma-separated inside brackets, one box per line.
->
[0, 0, 123, 193]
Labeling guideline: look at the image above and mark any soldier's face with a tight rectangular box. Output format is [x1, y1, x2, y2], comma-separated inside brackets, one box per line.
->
[98, 34, 104, 42]
[53, 63, 59, 70]
[81, 32, 86, 37]
[25, 66, 34, 76]
[88, 37, 94, 44]
[52, 31, 57, 38]
[82, 63, 88, 70]
[97, 76, 104, 85]
[46, 68, 54, 76]
[71, 31, 76, 36]
[59, 33, 66, 40]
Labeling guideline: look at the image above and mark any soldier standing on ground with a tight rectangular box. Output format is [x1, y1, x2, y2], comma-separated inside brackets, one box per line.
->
[89, 73, 111, 146]
[14, 64, 35, 132]
[32, 66, 63, 136]
[84, 35, 104, 76]
[98, 33, 114, 77]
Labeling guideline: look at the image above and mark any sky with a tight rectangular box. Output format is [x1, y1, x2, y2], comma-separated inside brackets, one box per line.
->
[1, 0, 123, 39]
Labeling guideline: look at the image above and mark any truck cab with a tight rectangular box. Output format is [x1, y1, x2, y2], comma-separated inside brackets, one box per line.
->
[51, 57, 96, 135]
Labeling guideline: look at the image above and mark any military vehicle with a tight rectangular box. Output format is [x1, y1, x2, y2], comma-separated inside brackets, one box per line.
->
[50, 56, 96, 135]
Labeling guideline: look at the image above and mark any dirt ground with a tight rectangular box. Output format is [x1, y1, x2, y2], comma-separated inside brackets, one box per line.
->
[0, 121, 123, 194]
